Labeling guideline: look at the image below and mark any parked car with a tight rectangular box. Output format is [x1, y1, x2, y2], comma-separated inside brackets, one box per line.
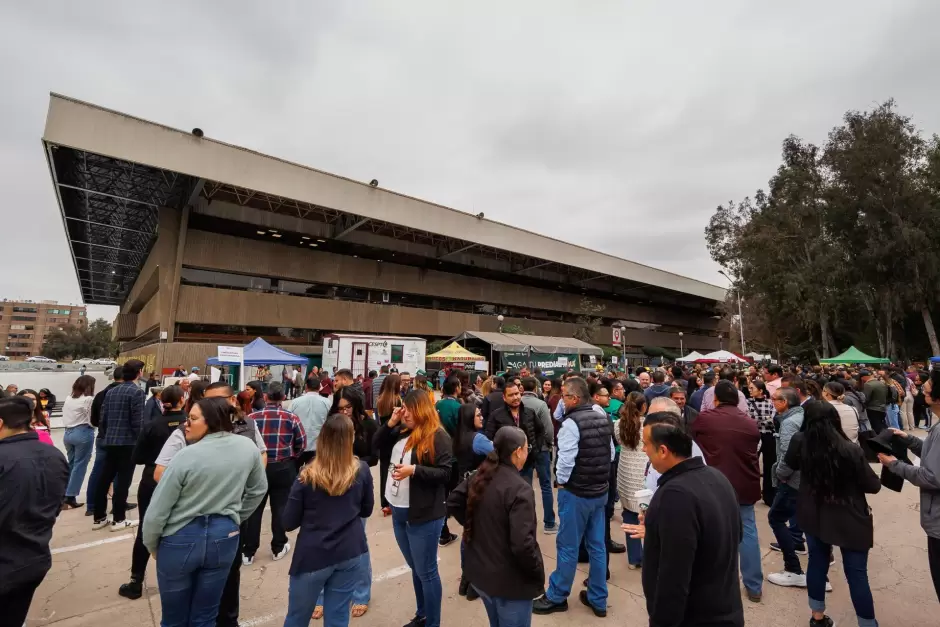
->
[0, 355, 9, 361]
[72, 358, 95, 364]
[26, 356, 56, 363]
[92, 358, 117, 366]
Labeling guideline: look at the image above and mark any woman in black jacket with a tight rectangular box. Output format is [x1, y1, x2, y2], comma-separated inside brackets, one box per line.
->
[373, 389, 453, 627]
[448, 426, 544, 626]
[783, 401, 881, 627]
[118, 385, 186, 600]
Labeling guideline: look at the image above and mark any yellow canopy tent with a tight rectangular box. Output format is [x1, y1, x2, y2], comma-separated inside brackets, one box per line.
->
[427, 342, 485, 363]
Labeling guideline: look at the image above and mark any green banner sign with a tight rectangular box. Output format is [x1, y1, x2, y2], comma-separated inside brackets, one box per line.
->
[502, 352, 578, 376]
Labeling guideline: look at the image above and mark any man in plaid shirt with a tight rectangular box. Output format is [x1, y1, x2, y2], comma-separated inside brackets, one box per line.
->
[92, 359, 146, 531]
[242, 382, 306, 564]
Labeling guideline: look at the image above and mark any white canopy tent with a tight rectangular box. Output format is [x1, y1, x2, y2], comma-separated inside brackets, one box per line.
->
[677, 351, 706, 362]
[698, 350, 749, 363]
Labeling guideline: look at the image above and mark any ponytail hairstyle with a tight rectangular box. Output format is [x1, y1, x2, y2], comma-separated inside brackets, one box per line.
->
[618, 390, 646, 450]
[194, 396, 237, 433]
[161, 385, 185, 411]
[463, 426, 527, 544]
[823, 381, 845, 402]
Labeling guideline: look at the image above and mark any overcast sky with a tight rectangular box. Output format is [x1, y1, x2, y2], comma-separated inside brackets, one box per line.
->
[2, 0, 939, 323]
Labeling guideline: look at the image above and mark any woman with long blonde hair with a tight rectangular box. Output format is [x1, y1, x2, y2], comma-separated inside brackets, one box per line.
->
[373, 390, 453, 627]
[282, 414, 374, 627]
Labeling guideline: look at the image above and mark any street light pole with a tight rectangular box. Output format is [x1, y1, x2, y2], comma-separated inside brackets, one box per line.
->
[718, 270, 746, 355]
[718, 333, 723, 351]
[678, 332, 684, 359]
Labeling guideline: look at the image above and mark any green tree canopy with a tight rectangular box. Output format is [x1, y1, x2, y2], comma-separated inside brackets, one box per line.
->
[41, 319, 119, 361]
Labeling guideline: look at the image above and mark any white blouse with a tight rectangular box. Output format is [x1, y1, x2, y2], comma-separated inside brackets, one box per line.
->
[61, 395, 94, 428]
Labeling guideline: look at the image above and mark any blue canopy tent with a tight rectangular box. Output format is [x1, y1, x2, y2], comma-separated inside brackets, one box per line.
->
[931, 356, 940, 364]
[206, 337, 307, 366]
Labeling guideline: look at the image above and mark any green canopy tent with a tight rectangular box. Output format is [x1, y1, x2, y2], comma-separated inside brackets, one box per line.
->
[818, 346, 890, 365]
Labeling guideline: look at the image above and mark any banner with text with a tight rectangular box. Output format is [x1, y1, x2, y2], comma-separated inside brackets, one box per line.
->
[502, 352, 577, 376]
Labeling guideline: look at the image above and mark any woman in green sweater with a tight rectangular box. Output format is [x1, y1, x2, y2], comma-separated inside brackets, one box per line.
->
[143, 397, 268, 627]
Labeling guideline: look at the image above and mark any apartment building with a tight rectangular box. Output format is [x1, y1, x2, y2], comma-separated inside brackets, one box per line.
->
[0, 300, 87, 358]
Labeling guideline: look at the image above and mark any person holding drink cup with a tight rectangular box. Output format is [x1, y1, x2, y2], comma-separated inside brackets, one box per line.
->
[373, 390, 454, 627]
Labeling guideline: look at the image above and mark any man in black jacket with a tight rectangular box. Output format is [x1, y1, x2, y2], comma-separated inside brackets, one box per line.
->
[627, 411, 744, 627]
[0, 396, 69, 625]
[484, 381, 540, 466]
[670, 386, 699, 434]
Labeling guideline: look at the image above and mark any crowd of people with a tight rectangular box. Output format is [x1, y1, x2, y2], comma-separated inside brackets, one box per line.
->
[1, 358, 939, 627]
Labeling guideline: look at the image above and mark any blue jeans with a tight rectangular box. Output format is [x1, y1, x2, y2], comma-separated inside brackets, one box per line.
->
[317, 519, 371, 607]
[391, 507, 444, 627]
[768, 483, 803, 574]
[621, 509, 643, 566]
[886, 404, 901, 430]
[520, 450, 556, 527]
[284, 556, 362, 627]
[64, 425, 95, 498]
[473, 585, 532, 627]
[739, 505, 763, 595]
[546, 489, 608, 610]
[156, 515, 240, 627]
[806, 534, 878, 627]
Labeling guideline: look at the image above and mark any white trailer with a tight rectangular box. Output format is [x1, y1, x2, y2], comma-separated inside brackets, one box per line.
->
[321, 334, 427, 378]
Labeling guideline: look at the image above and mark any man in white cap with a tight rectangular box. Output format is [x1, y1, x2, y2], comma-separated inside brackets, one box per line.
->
[187, 367, 201, 382]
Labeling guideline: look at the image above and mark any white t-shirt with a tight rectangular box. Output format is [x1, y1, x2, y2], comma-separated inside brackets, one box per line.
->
[385, 437, 413, 508]
[61, 395, 94, 428]
[645, 440, 707, 493]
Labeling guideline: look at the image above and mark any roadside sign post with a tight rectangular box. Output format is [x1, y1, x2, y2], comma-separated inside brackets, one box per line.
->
[218, 346, 245, 391]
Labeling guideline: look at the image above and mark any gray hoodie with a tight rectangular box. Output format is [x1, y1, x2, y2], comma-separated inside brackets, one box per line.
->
[887, 428, 940, 539]
[773, 405, 804, 490]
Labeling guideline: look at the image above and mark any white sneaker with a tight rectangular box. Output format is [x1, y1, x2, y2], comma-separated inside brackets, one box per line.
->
[242, 555, 254, 566]
[111, 519, 138, 532]
[767, 571, 807, 587]
[92, 517, 111, 530]
[272, 542, 291, 561]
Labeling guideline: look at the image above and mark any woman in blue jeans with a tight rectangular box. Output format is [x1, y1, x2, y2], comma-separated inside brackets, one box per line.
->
[782, 401, 881, 627]
[374, 390, 453, 627]
[61, 375, 97, 509]
[284, 413, 374, 627]
[143, 398, 268, 627]
[447, 427, 544, 627]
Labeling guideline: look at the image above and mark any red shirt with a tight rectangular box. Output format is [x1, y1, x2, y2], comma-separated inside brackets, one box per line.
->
[691, 404, 761, 504]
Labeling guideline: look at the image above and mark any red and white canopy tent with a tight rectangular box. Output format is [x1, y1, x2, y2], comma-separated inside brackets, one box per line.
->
[694, 350, 751, 364]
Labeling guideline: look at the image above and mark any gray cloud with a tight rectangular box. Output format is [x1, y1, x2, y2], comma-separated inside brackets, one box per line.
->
[2, 0, 939, 324]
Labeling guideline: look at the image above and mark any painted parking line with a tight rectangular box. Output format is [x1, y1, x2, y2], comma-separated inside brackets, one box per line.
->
[237, 558, 440, 626]
[51, 533, 135, 555]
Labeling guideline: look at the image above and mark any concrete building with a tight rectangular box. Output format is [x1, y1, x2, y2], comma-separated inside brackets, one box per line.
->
[42, 94, 726, 373]
[0, 299, 86, 358]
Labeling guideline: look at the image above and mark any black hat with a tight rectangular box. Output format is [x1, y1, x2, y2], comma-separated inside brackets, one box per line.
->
[865, 429, 895, 456]
[858, 369, 872, 377]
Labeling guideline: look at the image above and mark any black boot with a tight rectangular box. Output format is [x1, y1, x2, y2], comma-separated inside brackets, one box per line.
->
[118, 575, 143, 600]
[458, 576, 469, 597]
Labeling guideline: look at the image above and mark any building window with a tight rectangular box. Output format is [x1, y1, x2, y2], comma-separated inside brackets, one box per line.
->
[48, 309, 59, 314]
[61, 309, 70, 315]
[12, 316, 35, 321]
[390, 344, 404, 362]
[78, 311, 85, 317]
[10, 324, 25, 330]
[13, 307, 37, 313]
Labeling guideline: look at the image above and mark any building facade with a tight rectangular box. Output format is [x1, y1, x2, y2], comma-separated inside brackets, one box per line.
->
[0, 300, 86, 358]
[42, 94, 727, 373]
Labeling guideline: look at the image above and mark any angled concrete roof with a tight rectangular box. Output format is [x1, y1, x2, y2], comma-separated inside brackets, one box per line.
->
[42, 93, 726, 303]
